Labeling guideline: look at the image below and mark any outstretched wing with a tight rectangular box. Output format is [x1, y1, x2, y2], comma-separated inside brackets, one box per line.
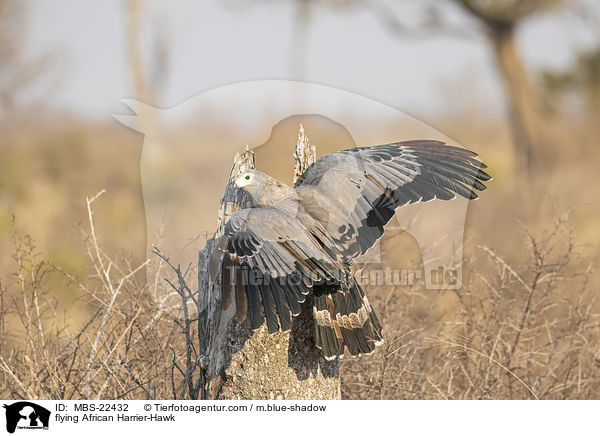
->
[210, 207, 345, 333]
[295, 140, 491, 258]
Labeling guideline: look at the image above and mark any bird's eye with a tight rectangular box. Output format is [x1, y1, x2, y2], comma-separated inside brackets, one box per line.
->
[245, 175, 250, 180]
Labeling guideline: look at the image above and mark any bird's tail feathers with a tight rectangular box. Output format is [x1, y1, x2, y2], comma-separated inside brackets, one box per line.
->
[313, 277, 383, 360]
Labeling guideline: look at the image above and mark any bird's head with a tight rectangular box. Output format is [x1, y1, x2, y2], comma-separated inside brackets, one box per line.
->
[234, 169, 262, 189]
[233, 169, 294, 207]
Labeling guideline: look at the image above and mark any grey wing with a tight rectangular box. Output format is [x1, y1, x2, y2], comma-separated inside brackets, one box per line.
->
[210, 207, 344, 333]
[295, 140, 492, 258]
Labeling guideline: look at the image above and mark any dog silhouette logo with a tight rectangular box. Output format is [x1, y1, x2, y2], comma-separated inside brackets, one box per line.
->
[2, 402, 50, 433]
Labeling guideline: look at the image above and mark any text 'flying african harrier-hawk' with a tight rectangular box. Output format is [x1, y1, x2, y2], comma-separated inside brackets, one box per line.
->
[210, 140, 491, 360]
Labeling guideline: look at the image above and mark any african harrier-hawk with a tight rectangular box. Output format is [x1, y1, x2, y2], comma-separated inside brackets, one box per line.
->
[210, 140, 490, 360]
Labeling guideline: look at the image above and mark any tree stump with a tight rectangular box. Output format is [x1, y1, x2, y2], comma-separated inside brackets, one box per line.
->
[198, 126, 340, 399]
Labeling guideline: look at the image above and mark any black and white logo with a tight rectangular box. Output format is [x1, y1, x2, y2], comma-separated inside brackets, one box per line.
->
[2, 402, 50, 433]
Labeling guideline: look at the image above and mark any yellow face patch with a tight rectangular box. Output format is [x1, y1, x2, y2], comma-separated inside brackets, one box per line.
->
[234, 171, 253, 188]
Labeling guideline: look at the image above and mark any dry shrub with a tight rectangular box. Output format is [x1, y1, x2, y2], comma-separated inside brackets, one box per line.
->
[0, 191, 199, 399]
[342, 214, 600, 399]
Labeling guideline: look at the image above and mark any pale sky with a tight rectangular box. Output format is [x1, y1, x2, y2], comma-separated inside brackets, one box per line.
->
[25, 0, 599, 122]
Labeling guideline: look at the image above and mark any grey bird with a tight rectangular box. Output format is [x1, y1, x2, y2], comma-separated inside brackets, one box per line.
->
[210, 140, 491, 360]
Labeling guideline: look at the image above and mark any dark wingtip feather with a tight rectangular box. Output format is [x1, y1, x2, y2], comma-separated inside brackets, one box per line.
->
[476, 167, 492, 181]
[234, 262, 248, 323]
[221, 254, 234, 311]
[245, 276, 264, 331]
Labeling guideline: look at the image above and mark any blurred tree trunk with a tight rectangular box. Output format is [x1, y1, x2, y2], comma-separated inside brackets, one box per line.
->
[125, 0, 170, 103]
[124, 0, 170, 161]
[126, 0, 147, 102]
[0, 0, 50, 118]
[201, 127, 340, 400]
[283, 0, 557, 178]
[452, 0, 557, 178]
[490, 23, 544, 176]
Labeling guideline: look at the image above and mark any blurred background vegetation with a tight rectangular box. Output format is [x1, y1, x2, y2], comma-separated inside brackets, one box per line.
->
[0, 0, 599, 399]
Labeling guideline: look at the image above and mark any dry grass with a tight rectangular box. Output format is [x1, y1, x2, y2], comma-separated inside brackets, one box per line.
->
[0, 191, 204, 399]
[341, 214, 600, 399]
